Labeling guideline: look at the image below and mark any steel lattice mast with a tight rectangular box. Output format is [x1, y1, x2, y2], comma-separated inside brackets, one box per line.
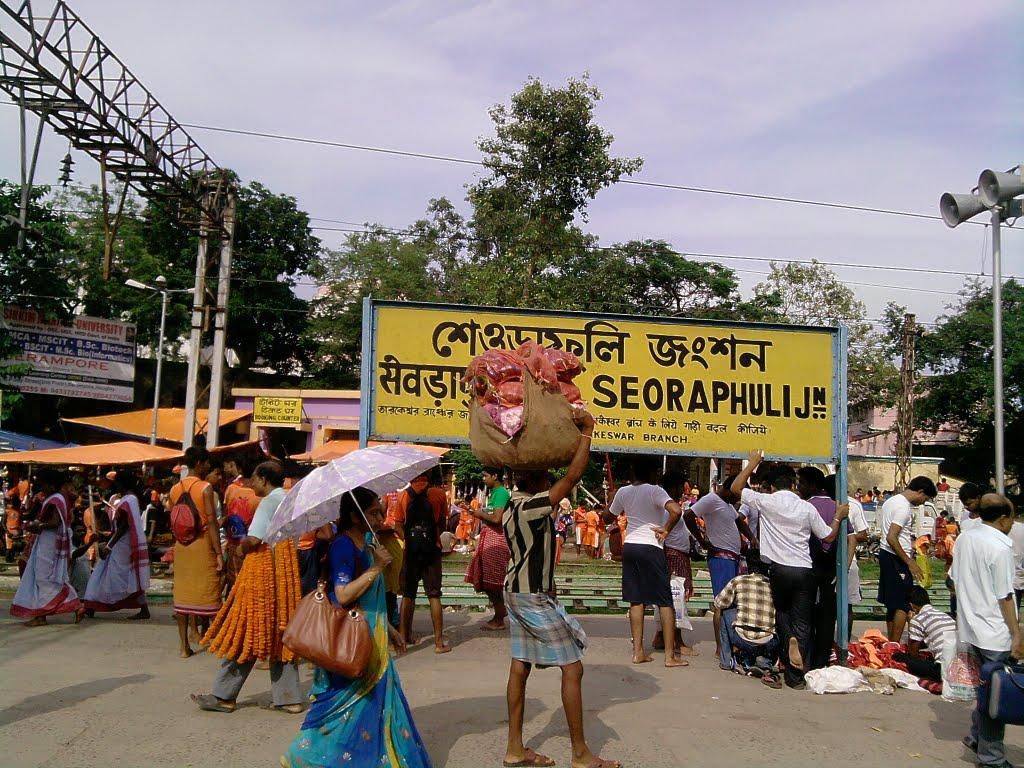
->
[0, 0, 235, 451]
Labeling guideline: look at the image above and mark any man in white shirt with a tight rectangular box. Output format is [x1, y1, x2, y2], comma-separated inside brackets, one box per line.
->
[730, 452, 848, 690]
[950, 494, 1023, 767]
[609, 457, 686, 668]
[878, 476, 937, 641]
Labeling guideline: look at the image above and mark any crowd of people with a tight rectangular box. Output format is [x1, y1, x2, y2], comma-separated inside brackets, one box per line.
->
[3, 431, 1021, 768]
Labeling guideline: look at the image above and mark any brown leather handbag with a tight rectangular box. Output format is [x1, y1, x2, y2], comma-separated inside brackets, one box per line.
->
[282, 582, 373, 678]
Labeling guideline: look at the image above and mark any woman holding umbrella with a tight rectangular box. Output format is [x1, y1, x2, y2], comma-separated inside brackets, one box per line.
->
[281, 487, 432, 768]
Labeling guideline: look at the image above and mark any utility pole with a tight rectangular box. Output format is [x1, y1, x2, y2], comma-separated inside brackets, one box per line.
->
[941, 166, 1023, 494]
[894, 313, 916, 490]
[205, 194, 236, 449]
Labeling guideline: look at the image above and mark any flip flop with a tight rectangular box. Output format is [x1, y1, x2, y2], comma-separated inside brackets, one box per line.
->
[583, 757, 622, 768]
[191, 693, 236, 713]
[761, 673, 783, 689]
[262, 703, 305, 714]
[481, 622, 506, 631]
[502, 747, 555, 766]
[434, 643, 453, 654]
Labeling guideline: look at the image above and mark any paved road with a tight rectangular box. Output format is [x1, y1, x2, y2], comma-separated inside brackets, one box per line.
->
[0, 603, 1013, 768]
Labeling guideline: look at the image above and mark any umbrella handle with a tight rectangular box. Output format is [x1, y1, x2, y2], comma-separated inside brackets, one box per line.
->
[347, 488, 381, 549]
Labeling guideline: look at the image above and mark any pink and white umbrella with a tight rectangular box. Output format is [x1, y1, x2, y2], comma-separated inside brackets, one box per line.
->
[265, 444, 444, 546]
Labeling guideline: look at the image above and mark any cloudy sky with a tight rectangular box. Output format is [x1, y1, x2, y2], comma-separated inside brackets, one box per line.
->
[2, 0, 1021, 327]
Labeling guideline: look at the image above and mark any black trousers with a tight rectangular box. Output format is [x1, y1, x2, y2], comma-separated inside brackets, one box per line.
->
[769, 563, 816, 688]
[892, 651, 941, 681]
[810, 558, 837, 670]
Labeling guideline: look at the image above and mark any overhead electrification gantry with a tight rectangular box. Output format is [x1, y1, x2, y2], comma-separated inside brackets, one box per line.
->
[0, 0, 235, 450]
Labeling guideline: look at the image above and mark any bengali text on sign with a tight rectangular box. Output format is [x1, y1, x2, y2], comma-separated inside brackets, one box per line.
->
[253, 396, 303, 425]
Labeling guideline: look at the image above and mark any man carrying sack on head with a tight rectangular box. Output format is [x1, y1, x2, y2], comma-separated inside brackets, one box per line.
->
[499, 411, 621, 768]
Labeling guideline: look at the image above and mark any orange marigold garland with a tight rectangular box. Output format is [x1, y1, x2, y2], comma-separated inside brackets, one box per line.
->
[272, 539, 301, 663]
[203, 540, 302, 664]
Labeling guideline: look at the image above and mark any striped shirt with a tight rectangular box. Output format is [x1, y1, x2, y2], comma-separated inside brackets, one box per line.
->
[909, 604, 956, 657]
[503, 491, 556, 594]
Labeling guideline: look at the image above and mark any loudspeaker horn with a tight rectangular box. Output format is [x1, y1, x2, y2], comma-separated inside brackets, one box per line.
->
[939, 192, 986, 228]
[979, 169, 1024, 208]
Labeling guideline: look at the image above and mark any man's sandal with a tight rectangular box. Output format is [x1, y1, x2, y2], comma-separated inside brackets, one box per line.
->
[191, 693, 236, 713]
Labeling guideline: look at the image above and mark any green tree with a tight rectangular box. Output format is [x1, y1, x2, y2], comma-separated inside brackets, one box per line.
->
[305, 227, 443, 387]
[465, 75, 643, 307]
[571, 239, 779, 320]
[1, 181, 78, 316]
[449, 447, 484, 485]
[0, 181, 78, 417]
[753, 260, 900, 411]
[63, 178, 321, 375]
[228, 182, 321, 373]
[912, 280, 1024, 487]
[58, 184, 192, 354]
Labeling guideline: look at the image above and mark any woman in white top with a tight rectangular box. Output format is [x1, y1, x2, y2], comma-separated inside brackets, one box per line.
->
[609, 457, 686, 668]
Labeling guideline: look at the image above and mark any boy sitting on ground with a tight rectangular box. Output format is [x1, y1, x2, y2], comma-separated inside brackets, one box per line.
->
[892, 585, 955, 682]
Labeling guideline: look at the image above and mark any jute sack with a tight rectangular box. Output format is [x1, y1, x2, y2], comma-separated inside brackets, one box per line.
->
[470, 372, 581, 470]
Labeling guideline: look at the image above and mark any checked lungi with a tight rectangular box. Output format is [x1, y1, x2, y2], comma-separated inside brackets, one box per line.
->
[504, 591, 588, 668]
[465, 524, 510, 593]
[665, 545, 694, 600]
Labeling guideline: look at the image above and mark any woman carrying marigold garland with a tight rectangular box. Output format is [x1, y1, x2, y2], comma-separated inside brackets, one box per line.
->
[191, 461, 305, 714]
[281, 487, 431, 768]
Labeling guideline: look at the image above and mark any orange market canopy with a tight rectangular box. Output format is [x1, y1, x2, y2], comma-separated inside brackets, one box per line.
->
[0, 441, 182, 466]
[62, 408, 251, 445]
[0, 438, 262, 467]
[291, 440, 449, 463]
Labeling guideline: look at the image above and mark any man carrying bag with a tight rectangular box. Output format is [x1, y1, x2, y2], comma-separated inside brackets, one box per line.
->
[395, 473, 451, 654]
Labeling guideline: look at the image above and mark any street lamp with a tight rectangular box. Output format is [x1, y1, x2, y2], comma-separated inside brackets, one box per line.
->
[125, 276, 195, 445]
[939, 166, 1023, 494]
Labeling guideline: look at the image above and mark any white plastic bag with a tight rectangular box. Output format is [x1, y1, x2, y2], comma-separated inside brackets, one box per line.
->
[805, 666, 870, 695]
[941, 631, 980, 702]
[670, 575, 693, 631]
[878, 667, 929, 692]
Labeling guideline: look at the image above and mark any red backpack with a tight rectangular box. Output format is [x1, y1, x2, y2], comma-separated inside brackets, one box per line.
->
[170, 479, 205, 546]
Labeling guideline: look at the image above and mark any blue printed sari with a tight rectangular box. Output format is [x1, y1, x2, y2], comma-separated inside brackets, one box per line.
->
[283, 533, 432, 768]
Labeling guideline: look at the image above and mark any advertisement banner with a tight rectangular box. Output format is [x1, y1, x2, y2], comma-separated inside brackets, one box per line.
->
[1, 306, 136, 403]
[364, 301, 844, 462]
[253, 396, 303, 425]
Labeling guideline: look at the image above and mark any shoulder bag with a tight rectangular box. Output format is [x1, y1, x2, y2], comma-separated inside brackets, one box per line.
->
[282, 581, 373, 678]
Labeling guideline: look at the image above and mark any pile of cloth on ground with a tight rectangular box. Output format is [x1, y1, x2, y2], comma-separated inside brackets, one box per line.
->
[808, 629, 943, 695]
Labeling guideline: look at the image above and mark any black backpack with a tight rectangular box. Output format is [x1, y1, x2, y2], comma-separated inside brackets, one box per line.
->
[405, 488, 439, 561]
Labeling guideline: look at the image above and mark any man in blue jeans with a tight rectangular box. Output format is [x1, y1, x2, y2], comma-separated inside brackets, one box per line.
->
[687, 475, 757, 658]
[951, 493, 1023, 767]
[714, 561, 782, 688]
